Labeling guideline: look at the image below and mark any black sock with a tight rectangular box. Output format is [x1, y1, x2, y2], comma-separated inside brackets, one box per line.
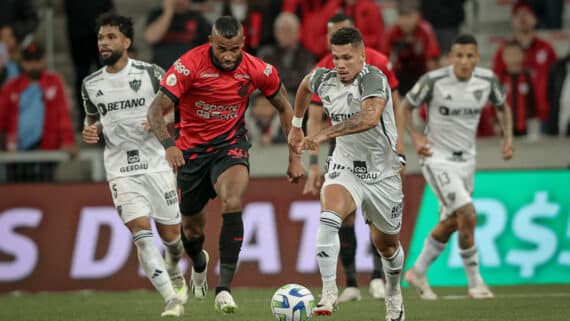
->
[217, 212, 243, 291]
[370, 241, 384, 280]
[181, 231, 206, 272]
[339, 226, 357, 287]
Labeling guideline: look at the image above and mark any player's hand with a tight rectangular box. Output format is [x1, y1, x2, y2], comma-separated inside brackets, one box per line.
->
[288, 127, 305, 154]
[302, 136, 319, 151]
[287, 156, 305, 183]
[165, 146, 185, 169]
[303, 164, 322, 195]
[412, 134, 432, 157]
[502, 140, 513, 160]
[142, 120, 151, 131]
[82, 124, 100, 144]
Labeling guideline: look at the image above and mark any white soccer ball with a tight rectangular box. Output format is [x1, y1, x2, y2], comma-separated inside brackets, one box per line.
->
[271, 283, 315, 321]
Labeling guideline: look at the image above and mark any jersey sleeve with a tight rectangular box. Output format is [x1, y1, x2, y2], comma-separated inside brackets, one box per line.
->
[81, 80, 98, 116]
[251, 61, 281, 99]
[160, 56, 194, 104]
[360, 68, 388, 101]
[489, 73, 506, 109]
[148, 64, 165, 93]
[308, 68, 328, 95]
[405, 74, 434, 107]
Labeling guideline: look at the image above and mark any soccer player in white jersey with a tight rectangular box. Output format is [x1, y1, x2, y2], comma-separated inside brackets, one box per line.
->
[401, 34, 514, 300]
[81, 13, 187, 317]
[289, 27, 406, 321]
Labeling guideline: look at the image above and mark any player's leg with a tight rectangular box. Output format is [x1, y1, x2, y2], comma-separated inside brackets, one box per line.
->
[314, 180, 358, 316]
[338, 212, 361, 303]
[156, 223, 186, 302]
[369, 238, 385, 299]
[213, 164, 249, 313]
[456, 203, 493, 299]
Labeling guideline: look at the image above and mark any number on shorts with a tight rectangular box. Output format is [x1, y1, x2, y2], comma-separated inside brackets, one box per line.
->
[438, 171, 450, 186]
[112, 183, 118, 198]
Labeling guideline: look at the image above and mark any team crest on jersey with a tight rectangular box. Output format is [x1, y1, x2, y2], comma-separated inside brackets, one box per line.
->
[346, 93, 353, 105]
[264, 64, 272, 76]
[473, 89, 483, 102]
[129, 79, 142, 92]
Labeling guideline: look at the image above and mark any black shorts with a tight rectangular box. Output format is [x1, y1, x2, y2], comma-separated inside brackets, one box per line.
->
[177, 137, 250, 215]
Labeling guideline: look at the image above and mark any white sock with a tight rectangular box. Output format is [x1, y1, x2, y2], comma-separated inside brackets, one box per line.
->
[162, 236, 184, 280]
[381, 244, 404, 297]
[316, 211, 342, 283]
[414, 235, 446, 275]
[133, 230, 176, 301]
[460, 245, 483, 288]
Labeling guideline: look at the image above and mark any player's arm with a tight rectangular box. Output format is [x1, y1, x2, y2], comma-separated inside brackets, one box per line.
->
[81, 82, 102, 144]
[147, 91, 184, 168]
[401, 75, 434, 157]
[303, 101, 328, 195]
[495, 102, 514, 160]
[287, 73, 313, 155]
[391, 89, 407, 167]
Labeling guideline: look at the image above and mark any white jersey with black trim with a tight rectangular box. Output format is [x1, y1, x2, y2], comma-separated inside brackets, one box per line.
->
[310, 64, 401, 182]
[406, 66, 506, 162]
[82, 59, 171, 180]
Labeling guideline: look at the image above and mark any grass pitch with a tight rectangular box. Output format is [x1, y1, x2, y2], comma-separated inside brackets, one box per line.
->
[1, 284, 569, 321]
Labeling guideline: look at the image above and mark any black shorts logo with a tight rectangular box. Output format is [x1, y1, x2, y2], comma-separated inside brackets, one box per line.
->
[127, 150, 140, 164]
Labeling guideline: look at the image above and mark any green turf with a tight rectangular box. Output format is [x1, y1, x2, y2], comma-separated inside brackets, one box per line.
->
[1, 285, 569, 321]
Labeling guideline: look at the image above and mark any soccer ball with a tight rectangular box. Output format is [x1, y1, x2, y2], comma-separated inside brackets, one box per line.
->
[271, 283, 315, 321]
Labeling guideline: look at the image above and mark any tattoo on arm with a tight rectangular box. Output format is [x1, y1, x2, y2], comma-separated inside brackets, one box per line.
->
[84, 114, 99, 126]
[148, 91, 175, 142]
[318, 98, 383, 141]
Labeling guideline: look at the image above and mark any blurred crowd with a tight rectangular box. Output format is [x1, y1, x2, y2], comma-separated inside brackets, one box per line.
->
[0, 0, 568, 172]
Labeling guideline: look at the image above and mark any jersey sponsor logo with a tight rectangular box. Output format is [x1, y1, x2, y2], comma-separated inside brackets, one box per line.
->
[129, 79, 141, 92]
[173, 59, 190, 76]
[97, 98, 146, 116]
[200, 72, 219, 78]
[126, 150, 140, 164]
[119, 163, 148, 173]
[328, 171, 340, 179]
[166, 74, 177, 86]
[329, 112, 358, 122]
[195, 100, 239, 120]
[263, 63, 272, 76]
[353, 161, 367, 174]
[438, 106, 481, 117]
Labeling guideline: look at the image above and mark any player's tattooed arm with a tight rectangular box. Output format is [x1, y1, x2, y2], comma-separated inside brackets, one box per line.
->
[496, 102, 514, 160]
[147, 91, 175, 143]
[269, 84, 295, 137]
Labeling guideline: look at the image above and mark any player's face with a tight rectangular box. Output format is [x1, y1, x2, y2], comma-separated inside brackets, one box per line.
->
[326, 20, 352, 48]
[209, 32, 244, 71]
[97, 25, 130, 66]
[331, 43, 365, 84]
[450, 43, 479, 80]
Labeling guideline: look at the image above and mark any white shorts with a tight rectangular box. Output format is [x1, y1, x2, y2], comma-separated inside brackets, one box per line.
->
[421, 160, 475, 220]
[109, 170, 180, 225]
[322, 170, 404, 234]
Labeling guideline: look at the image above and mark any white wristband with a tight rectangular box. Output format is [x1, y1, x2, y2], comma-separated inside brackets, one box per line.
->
[292, 116, 303, 128]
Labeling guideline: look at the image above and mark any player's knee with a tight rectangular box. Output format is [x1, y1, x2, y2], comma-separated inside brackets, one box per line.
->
[182, 217, 204, 239]
[220, 194, 243, 213]
[341, 212, 356, 227]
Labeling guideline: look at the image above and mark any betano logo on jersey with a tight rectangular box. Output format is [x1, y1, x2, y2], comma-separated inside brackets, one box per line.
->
[329, 112, 358, 122]
[438, 105, 481, 117]
[97, 98, 146, 116]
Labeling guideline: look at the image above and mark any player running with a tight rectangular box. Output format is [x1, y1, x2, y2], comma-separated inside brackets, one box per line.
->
[81, 13, 186, 317]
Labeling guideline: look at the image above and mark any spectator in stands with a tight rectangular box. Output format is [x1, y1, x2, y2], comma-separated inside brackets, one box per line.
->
[287, 0, 384, 58]
[64, 0, 115, 130]
[492, 1, 557, 133]
[547, 49, 570, 136]
[499, 40, 537, 137]
[246, 93, 286, 145]
[145, 0, 211, 70]
[0, 42, 76, 155]
[0, 0, 38, 43]
[257, 12, 314, 101]
[420, 0, 465, 56]
[380, 0, 440, 95]
[0, 25, 23, 87]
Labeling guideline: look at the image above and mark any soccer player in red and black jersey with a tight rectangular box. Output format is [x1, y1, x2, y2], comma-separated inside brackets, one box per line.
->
[303, 13, 406, 304]
[147, 16, 304, 313]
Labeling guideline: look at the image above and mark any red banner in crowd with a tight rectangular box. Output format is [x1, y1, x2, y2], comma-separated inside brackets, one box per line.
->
[0, 176, 425, 292]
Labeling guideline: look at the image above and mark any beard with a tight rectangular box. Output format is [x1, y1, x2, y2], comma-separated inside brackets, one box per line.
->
[25, 69, 43, 80]
[99, 50, 122, 66]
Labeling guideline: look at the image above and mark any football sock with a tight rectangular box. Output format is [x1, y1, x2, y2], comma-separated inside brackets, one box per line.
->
[414, 235, 446, 275]
[217, 212, 243, 293]
[460, 245, 484, 288]
[339, 226, 358, 287]
[162, 236, 184, 279]
[317, 211, 342, 283]
[181, 232, 206, 273]
[381, 244, 404, 297]
[370, 240, 384, 280]
[133, 230, 176, 301]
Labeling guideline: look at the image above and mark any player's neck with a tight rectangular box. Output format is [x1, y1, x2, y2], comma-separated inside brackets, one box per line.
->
[106, 55, 129, 74]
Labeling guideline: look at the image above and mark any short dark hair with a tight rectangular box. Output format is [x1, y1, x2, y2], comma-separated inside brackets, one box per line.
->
[328, 13, 353, 25]
[213, 16, 241, 39]
[96, 13, 134, 41]
[454, 34, 478, 46]
[330, 27, 363, 47]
